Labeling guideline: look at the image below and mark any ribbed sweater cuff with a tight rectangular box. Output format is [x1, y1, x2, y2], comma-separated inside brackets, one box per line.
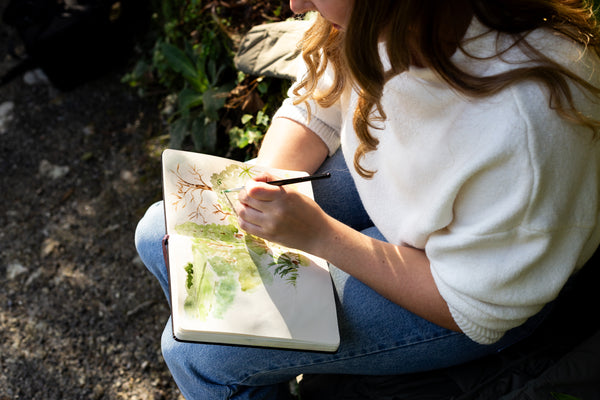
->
[273, 104, 340, 156]
[448, 305, 506, 345]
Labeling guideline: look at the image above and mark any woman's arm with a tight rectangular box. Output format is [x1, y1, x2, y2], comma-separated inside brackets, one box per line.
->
[317, 214, 461, 331]
[244, 116, 459, 331]
[255, 117, 329, 173]
[237, 179, 461, 332]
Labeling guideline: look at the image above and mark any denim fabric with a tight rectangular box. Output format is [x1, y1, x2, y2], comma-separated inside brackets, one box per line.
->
[134, 150, 548, 400]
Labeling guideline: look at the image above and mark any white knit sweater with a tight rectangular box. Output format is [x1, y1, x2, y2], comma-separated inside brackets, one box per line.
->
[273, 19, 600, 344]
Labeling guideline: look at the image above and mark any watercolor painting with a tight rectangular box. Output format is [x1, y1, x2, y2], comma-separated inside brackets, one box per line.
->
[163, 150, 314, 322]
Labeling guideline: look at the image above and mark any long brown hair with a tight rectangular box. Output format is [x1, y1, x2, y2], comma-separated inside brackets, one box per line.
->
[293, 0, 600, 178]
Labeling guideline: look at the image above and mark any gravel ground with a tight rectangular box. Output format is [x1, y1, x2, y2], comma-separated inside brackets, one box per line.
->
[0, 5, 184, 399]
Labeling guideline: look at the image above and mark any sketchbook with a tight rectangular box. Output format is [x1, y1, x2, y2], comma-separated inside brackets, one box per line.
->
[161, 149, 340, 352]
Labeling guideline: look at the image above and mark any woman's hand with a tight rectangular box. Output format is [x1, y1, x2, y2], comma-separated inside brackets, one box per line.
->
[235, 174, 460, 332]
[235, 174, 329, 254]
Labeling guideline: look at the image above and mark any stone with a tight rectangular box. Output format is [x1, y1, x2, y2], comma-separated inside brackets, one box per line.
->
[7, 262, 28, 280]
[0, 101, 15, 134]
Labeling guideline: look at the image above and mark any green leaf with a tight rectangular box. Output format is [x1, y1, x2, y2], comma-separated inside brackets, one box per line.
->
[241, 114, 253, 124]
[203, 82, 234, 121]
[160, 42, 195, 77]
[202, 88, 225, 121]
[256, 110, 269, 126]
[228, 127, 247, 148]
[160, 42, 204, 90]
[190, 117, 217, 153]
[207, 58, 218, 83]
[243, 128, 263, 147]
[208, 63, 227, 87]
[203, 120, 218, 152]
[257, 81, 269, 94]
[121, 60, 149, 87]
[169, 117, 188, 149]
[179, 87, 204, 111]
[250, 128, 263, 142]
[189, 115, 206, 151]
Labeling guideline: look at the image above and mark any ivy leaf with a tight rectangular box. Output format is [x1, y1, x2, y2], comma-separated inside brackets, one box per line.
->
[241, 114, 253, 124]
[256, 110, 270, 126]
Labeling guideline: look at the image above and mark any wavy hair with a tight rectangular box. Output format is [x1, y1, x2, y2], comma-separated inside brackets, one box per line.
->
[293, 0, 600, 178]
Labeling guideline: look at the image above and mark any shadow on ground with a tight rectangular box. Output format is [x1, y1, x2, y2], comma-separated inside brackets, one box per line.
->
[0, 6, 182, 399]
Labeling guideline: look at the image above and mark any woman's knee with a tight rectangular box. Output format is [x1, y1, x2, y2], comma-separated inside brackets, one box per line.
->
[135, 201, 165, 241]
[134, 201, 169, 286]
[135, 202, 165, 257]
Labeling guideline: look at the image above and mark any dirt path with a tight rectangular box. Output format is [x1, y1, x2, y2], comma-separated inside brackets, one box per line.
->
[1, 15, 183, 400]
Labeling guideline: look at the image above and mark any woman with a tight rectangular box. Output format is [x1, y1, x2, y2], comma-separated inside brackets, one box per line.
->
[135, 0, 600, 398]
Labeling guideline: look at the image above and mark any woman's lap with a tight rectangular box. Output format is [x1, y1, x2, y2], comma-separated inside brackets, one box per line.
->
[134, 150, 546, 399]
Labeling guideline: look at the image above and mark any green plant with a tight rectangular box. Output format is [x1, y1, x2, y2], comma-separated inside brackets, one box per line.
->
[226, 72, 292, 158]
[123, 1, 294, 159]
[229, 109, 270, 150]
[123, 0, 236, 152]
[160, 35, 235, 151]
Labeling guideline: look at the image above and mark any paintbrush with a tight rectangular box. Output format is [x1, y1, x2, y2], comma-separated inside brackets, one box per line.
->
[221, 173, 331, 193]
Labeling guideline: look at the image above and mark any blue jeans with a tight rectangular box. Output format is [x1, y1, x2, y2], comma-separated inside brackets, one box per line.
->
[135, 150, 548, 400]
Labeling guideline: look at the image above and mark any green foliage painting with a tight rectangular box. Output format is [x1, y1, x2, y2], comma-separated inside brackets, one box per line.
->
[167, 158, 308, 321]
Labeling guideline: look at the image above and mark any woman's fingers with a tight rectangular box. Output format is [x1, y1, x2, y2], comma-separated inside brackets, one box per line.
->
[233, 175, 329, 253]
[235, 182, 280, 233]
[236, 184, 290, 234]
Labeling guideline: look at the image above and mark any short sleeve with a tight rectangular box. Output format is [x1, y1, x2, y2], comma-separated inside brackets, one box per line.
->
[272, 58, 342, 155]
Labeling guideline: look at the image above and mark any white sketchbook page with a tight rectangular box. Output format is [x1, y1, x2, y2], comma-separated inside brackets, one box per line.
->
[162, 149, 340, 351]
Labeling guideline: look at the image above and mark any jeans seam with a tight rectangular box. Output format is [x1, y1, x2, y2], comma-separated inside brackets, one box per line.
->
[237, 330, 463, 385]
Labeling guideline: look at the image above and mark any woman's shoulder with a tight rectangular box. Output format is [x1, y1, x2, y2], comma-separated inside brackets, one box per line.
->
[455, 18, 600, 79]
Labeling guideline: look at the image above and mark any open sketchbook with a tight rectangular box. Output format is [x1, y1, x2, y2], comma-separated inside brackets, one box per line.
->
[161, 149, 340, 352]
